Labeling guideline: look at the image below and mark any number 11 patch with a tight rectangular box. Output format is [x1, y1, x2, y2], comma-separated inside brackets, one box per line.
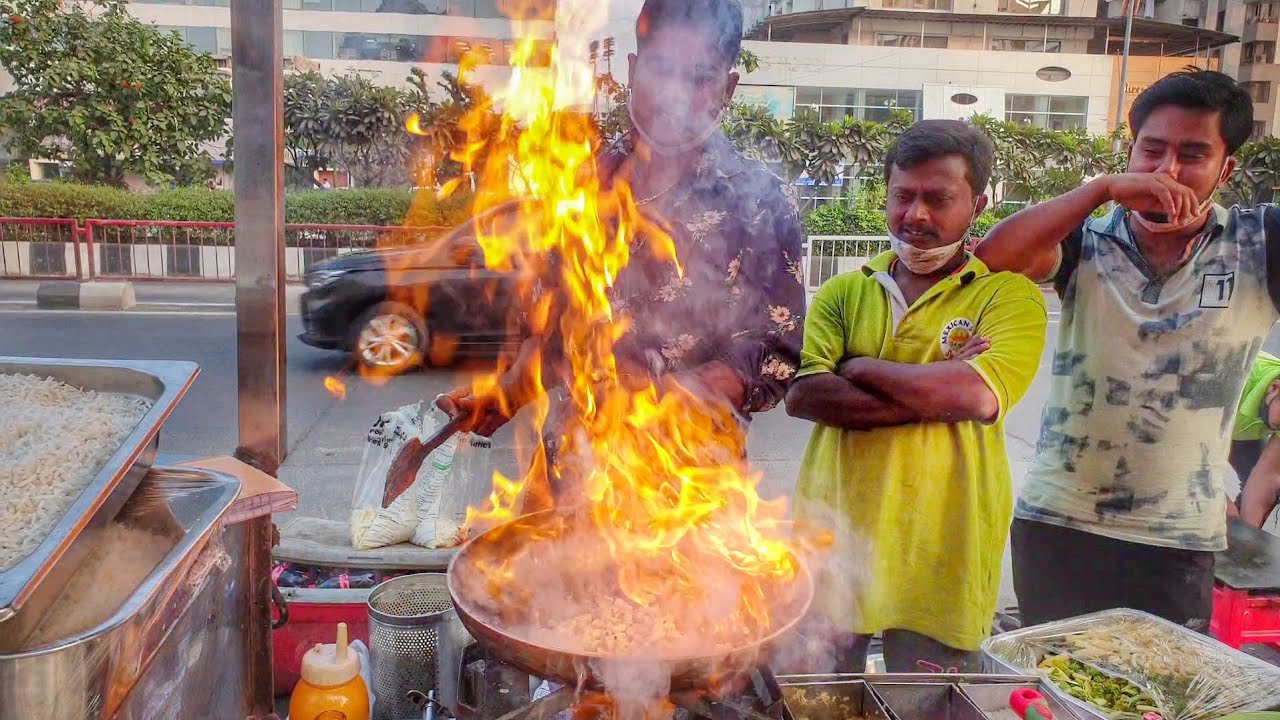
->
[1200, 272, 1235, 308]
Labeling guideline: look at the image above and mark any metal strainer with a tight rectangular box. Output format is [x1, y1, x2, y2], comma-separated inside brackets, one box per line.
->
[368, 573, 471, 720]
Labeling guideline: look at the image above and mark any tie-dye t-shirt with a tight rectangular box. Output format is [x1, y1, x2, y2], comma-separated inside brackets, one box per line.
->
[1017, 205, 1280, 552]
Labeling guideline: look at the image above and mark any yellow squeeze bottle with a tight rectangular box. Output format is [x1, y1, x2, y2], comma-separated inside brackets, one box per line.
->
[289, 622, 370, 720]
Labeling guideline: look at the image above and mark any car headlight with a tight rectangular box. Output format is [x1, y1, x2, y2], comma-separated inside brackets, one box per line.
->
[308, 268, 347, 288]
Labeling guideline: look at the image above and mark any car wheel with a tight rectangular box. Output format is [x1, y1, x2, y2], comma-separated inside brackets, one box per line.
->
[351, 301, 428, 375]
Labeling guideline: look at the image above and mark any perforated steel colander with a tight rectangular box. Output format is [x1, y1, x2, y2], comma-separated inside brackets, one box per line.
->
[368, 573, 470, 720]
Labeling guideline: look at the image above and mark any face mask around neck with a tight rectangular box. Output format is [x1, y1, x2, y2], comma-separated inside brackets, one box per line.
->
[889, 234, 965, 275]
[628, 101, 722, 157]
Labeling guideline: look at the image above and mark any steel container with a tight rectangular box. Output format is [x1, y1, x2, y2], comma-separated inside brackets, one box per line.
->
[0, 466, 240, 720]
[0, 357, 198, 632]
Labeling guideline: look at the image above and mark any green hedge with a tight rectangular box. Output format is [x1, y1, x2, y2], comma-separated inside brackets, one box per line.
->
[0, 182, 473, 227]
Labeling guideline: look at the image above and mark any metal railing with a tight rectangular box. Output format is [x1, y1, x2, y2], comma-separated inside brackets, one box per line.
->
[804, 235, 891, 292]
[0, 218, 85, 280]
[0, 218, 450, 283]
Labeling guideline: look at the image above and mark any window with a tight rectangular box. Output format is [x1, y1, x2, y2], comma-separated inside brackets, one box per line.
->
[1005, 94, 1088, 130]
[304, 31, 335, 59]
[1244, 81, 1272, 103]
[794, 87, 923, 123]
[1249, 2, 1278, 21]
[284, 30, 305, 57]
[996, 0, 1063, 14]
[875, 33, 948, 48]
[882, 0, 952, 9]
[1217, 9, 1226, 30]
[159, 26, 232, 57]
[1254, 121, 1268, 139]
[990, 38, 1062, 52]
[1243, 41, 1277, 64]
[132, 0, 230, 5]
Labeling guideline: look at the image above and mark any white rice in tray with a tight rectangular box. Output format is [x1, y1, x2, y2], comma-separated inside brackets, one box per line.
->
[0, 373, 153, 572]
[24, 522, 177, 646]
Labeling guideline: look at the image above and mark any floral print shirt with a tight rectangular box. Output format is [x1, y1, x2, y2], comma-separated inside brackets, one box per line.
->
[596, 131, 807, 416]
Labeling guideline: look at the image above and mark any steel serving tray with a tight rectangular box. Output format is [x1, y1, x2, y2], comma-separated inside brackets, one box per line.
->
[0, 357, 199, 625]
[0, 465, 241, 720]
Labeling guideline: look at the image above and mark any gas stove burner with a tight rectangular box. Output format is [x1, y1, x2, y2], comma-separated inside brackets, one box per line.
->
[458, 651, 794, 720]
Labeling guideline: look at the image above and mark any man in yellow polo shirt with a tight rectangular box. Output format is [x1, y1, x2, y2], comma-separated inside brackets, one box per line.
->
[786, 120, 1047, 673]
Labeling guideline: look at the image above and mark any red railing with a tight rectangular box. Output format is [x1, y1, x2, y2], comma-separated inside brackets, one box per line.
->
[0, 218, 450, 283]
[0, 218, 85, 280]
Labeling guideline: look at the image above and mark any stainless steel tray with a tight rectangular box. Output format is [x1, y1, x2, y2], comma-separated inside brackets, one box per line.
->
[780, 675, 1082, 720]
[0, 465, 240, 720]
[0, 357, 199, 625]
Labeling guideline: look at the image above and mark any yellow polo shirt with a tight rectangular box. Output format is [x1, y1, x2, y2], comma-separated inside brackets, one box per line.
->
[795, 251, 1047, 650]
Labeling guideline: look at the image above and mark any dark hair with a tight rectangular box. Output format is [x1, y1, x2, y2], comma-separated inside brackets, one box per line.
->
[883, 119, 994, 195]
[636, 0, 744, 67]
[1129, 69, 1253, 154]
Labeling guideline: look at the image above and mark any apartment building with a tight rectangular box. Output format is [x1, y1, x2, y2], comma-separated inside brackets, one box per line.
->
[730, 0, 1229, 200]
[742, 0, 1229, 133]
[124, 0, 556, 90]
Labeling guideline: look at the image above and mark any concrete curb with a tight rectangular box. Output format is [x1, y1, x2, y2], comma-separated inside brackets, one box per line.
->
[35, 281, 136, 311]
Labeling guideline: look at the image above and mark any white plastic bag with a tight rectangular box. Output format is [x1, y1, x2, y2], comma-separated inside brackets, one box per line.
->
[412, 428, 495, 548]
[350, 402, 458, 550]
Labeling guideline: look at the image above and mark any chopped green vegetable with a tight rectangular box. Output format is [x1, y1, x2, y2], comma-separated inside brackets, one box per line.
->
[1038, 654, 1160, 718]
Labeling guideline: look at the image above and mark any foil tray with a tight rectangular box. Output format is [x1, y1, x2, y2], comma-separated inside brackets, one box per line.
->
[0, 357, 199, 627]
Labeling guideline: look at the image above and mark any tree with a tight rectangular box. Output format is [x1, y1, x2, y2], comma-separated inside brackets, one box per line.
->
[0, 0, 231, 186]
[1225, 137, 1280, 206]
[283, 71, 336, 189]
[325, 73, 411, 188]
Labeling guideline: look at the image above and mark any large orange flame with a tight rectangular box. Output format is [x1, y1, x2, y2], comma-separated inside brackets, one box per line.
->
[408, 3, 805, 661]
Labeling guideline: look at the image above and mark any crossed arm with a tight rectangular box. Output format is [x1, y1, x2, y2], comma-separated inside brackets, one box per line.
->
[1241, 436, 1280, 527]
[785, 348, 997, 431]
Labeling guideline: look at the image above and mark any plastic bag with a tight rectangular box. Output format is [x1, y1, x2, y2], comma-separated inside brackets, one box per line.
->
[411, 421, 492, 548]
[350, 403, 457, 550]
[982, 609, 1280, 720]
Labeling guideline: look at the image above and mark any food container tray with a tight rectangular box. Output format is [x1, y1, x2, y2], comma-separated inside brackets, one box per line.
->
[779, 674, 1081, 720]
[0, 357, 199, 626]
[0, 465, 240, 720]
[776, 678, 891, 720]
[981, 608, 1280, 720]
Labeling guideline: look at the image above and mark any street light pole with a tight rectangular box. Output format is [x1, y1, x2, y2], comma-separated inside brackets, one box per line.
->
[1114, 0, 1135, 149]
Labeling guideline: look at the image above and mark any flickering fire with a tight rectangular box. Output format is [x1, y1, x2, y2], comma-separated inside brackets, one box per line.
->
[414, 4, 808, 664]
[323, 375, 347, 400]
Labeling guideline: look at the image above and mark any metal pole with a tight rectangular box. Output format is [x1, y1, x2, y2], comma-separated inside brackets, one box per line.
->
[231, 0, 287, 476]
[1114, 3, 1135, 145]
[230, 2, 285, 718]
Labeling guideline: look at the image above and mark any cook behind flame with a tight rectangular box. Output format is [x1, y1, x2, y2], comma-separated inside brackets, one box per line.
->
[439, 0, 805, 481]
[786, 120, 1048, 672]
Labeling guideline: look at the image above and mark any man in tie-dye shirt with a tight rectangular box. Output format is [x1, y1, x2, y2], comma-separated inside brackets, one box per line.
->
[978, 71, 1279, 629]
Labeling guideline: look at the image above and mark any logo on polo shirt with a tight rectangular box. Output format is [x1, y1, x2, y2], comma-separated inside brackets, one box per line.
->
[940, 318, 975, 359]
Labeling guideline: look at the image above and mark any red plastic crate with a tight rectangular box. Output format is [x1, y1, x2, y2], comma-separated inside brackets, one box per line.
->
[272, 587, 372, 697]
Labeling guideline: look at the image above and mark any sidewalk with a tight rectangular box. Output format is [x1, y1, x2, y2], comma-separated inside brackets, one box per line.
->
[0, 279, 306, 313]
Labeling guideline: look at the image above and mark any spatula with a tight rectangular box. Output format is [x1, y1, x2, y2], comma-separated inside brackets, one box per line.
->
[381, 412, 467, 508]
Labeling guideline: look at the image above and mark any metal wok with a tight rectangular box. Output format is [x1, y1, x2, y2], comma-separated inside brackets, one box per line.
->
[446, 510, 813, 692]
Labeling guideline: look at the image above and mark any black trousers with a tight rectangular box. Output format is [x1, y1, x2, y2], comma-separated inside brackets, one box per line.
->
[833, 630, 984, 674]
[1011, 518, 1215, 631]
[1230, 438, 1265, 503]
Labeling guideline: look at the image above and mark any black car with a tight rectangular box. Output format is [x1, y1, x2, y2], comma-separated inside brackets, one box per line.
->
[299, 204, 526, 373]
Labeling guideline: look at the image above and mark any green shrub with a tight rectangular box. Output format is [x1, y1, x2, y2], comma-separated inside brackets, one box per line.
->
[0, 182, 474, 228]
[145, 187, 236, 222]
[803, 184, 889, 236]
[0, 182, 146, 221]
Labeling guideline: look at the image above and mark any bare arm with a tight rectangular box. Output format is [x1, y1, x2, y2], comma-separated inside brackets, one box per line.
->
[976, 174, 1202, 279]
[842, 357, 999, 424]
[1241, 436, 1280, 527]
[785, 374, 920, 431]
[976, 179, 1110, 280]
